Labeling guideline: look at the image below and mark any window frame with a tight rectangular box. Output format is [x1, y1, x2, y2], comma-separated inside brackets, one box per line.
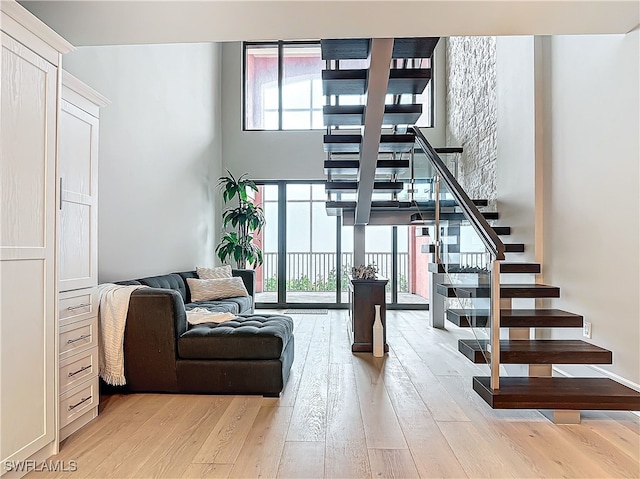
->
[242, 40, 324, 132]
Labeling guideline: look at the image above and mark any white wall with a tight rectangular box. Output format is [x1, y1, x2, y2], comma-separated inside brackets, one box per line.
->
[496, 31, 639, 385]
[496, 36, 537, 260]
[63, 43, 223, 282]
[221, 41, 447, 181]
[221, 42, 324, 181]
[543, 31, 639, 385]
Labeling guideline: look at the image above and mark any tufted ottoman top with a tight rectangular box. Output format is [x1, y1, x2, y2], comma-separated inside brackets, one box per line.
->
[178, 314, 293, 360]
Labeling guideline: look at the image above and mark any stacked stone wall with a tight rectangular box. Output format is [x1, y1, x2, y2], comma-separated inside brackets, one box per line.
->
[445, 36, 497, 205]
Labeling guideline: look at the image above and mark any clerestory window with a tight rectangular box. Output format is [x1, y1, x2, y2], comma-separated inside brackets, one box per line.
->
[243, 41, 324, 131]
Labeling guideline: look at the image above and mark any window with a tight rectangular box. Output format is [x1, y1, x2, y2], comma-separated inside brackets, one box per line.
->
[244, 41, 324, 131]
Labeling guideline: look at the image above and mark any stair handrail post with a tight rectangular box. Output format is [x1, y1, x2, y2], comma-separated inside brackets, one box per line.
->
[410, 145, 415, 203]
[434, 173, 441, 264]
[491, 259, 501, 390]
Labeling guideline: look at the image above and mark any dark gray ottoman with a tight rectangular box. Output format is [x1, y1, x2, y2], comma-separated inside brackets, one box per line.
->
[176, 314, 294, 396]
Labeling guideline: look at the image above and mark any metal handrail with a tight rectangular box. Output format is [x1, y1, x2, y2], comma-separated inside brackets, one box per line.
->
[411, 126, 505, 261]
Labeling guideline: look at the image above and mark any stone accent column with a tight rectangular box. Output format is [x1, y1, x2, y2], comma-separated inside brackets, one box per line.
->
[445, 36, 497, 205]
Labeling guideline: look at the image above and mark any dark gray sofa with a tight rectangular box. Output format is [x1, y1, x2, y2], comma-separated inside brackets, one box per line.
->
[115, 270, 294, 396]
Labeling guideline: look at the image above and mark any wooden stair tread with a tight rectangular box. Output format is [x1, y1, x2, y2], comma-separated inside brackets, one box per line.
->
[492, 226, 511, 235]
[321, 38, 370, 59]
[473, 376, 640, 410]
[323, 134, 415, 153]
[436, 283, 560, 299]
[446, 308, 583, 328]
[429, 262, 540, 274]
[323, 104, 422, 126]
[458, 339, 612, 364]
[325, 181, 404, 193]
[321, 37, 439, 60]
[324, 159, 410, 175]
[322, 68, 431, 96]
[427, 243, 523, 255]
[411, 211, 499, 222]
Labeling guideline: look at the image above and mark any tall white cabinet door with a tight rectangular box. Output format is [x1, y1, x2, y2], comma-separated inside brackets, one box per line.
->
[0, 32, 58, 467]
[58, 100, 99, 292]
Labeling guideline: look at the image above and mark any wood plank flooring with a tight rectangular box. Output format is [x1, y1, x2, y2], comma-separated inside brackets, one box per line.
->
[33, 310, 639, 479]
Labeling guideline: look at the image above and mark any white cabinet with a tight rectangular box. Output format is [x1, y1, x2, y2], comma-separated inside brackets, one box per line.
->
[57, 72, 108, 441]
[0, 1, 73, 472]
[59, 72, 104, 292]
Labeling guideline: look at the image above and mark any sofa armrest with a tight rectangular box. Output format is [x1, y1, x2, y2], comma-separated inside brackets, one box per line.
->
[123, 288, 187, 392]
[232, 269, 256, 299]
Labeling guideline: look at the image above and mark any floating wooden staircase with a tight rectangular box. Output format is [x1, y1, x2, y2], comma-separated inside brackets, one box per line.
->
[321, 36, 441, 225]
[430, 220, 640, 416]
[321, 36, 640, 418]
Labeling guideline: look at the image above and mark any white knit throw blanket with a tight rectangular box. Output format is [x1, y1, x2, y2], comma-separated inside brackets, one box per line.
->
[187, 308, 236, 326]
[97, 283, 146, 386]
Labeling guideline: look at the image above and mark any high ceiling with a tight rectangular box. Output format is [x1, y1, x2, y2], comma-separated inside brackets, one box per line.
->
[19, 0, 640, 47]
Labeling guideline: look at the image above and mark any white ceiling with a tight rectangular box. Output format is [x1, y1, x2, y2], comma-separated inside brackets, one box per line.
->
[19, 0, 640, 46]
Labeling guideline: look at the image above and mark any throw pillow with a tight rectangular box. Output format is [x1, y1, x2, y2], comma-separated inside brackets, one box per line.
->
[196, 265, 232, 279]
[187, 277, 249, 302]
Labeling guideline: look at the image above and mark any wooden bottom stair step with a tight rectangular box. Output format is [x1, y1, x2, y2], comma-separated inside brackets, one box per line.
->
[446, 308, 583, 328]
[473, 376, 640, 410]
[458, 339, 612, 364]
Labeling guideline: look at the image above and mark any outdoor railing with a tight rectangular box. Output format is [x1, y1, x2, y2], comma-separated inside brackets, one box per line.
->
[261, 252, 408, 292]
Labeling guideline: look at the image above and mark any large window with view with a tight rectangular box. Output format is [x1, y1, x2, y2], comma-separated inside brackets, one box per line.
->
[244, 41, 324, 130]
[252, 181, 430, 309]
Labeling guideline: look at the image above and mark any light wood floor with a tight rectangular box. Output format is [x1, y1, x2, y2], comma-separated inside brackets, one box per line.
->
[35, 310, 639, 479]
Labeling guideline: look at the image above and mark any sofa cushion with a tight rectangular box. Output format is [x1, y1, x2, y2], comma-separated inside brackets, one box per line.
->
[178, 314, 294, 360]
[196, 265, 232, 279]
[186, 277, 248, 302]
[137, 273, 187, 302]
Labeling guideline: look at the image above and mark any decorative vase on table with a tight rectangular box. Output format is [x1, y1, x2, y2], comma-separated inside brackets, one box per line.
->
[373, 304, 384, 357]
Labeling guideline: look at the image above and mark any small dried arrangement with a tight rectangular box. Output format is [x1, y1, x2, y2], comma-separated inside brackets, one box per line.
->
[351, 264, 378, 280]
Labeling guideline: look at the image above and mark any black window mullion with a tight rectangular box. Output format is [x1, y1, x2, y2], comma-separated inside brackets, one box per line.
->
[242, 42, 247, 130]
[392, 226, 398, 304]
[278, 41, 284, 130]
[277, 182, 287, 303]
[336, 215, 342, 303]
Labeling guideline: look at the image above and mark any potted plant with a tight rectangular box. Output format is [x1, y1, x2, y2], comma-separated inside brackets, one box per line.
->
[216, 171, 265, 268]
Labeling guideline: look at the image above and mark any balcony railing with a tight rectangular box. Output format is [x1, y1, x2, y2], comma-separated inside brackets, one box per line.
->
[260, 252, 408, 292]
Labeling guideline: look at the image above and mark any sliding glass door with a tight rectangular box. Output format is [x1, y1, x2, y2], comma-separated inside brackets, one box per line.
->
[254, 181, 428, 309]
[285, 184, 337, 304]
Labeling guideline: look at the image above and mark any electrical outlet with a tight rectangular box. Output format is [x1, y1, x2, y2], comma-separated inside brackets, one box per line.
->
[583, 321, 592, 339]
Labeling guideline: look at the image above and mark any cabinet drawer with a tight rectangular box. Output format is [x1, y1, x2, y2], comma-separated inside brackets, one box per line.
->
[59, 377, 99, 428]
[60, 316, 97, 359]
[60, 348, 98, 394]
[59, 288, 97, 326]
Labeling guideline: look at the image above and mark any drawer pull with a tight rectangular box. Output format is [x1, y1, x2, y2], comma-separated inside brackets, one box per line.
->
[68, 365, 91, 377]
[68, 395, 92, 411]
[67, 334, 91, 344]
[67, 303, 90, 311]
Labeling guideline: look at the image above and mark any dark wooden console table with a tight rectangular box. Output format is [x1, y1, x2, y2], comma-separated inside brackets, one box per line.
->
[348, 276, 389, 353]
